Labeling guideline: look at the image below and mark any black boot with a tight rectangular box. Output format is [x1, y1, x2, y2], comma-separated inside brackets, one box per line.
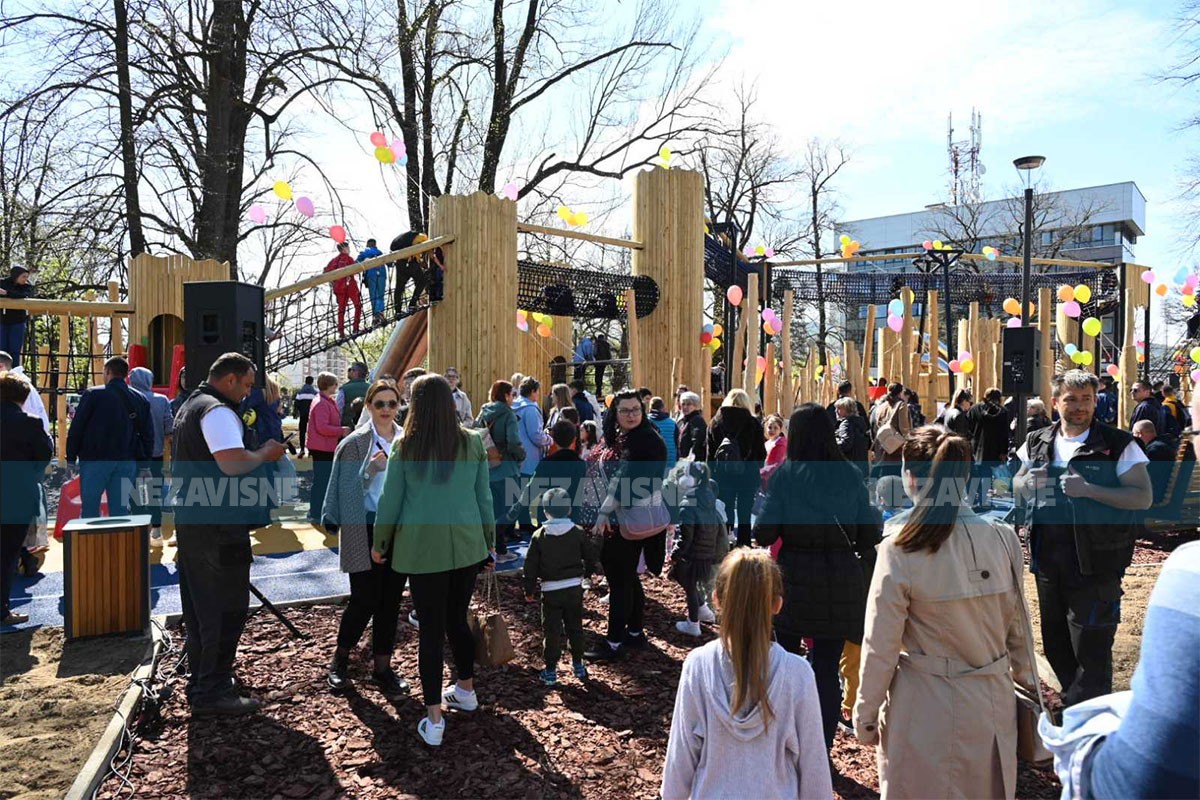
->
[327, 657, 351, 692]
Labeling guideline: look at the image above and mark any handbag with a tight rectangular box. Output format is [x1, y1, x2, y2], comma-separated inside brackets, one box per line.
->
[997, 523, 1054, 767]
[616, 489, 671, 540]
[468, 570, 516, 667]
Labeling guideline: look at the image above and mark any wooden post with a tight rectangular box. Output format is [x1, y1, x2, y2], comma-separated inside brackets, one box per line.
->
[624, 288, 641, 389]
[764, 343, 777, 414]
[862, 304, 876, 386]
[955, 319, 970, 395]
[1118, 288, 1140, 428]
[632, 168, 706, 396]
[428, 192, 518, 408]
[966, 301, 980, 393]
[900, 288, 914, 387]
[779, 289, 795, 414]
[1037, 287, 1053, 404]
[57, 315, 69, 463]
[731, 302, 748, 395]
[37, 343, 51, 417]
[108, 281, 123, 358]
[925, 290, 940, 404]
[742, 273, 760, 393]
[1082, 324, 1098, 376]
[1055, 301, 1073, 374]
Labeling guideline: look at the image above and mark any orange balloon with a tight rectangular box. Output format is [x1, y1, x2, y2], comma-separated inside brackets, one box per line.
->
[1155, 283, 1169, 297]
[1002, 298, 1021, 316]
[1056, 285, 1074, 302]
[536, 323, 552, 337]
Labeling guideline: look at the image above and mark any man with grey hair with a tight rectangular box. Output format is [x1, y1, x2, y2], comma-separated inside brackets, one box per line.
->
[1013, 369, 1152, 709]
[1132, 420, 1175, 503]
[834, 396, 869, 465]
[676, 390, 707, 462]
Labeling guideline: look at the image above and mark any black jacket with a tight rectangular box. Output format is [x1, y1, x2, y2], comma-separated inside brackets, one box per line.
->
[571, 392, 595, 423]
[1142, 438, 1176, 504]
[676, 409, 708, 462]
[0, 401, 52, 525]
[507, 448, 588, 524]
[706, 405, 767, 466]
[835, 414, 870, 466]
[0, 270, 34, 324]
[753, 460, 882, 643]
[825, 398, 868, 424]
[967, 400, 1011, 464]
[65, 378, 153, 463]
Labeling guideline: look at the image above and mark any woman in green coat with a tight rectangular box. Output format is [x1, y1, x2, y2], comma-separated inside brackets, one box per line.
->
[372, 374, 496, 747]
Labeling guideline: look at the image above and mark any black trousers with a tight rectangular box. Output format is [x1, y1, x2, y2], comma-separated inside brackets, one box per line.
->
[295, 400, 312, 452]
[336, 519, 408, 655]
[1036, 564, 1122, 708]
[594, 364, 607, 397]
[489, 478, 515, 555]
[718, 472, 756, 547]
[394, 262, 427, 309]
[130, 459, 165, 527]
[542, 585, 586, 668]
[1, 522, 30, 617]
[779, 633, 843, 750]
[408, 564, 478, 706]
[176, 523, 252, 705]
[600, 531, 665, 643]
[309, 450, 335, 522]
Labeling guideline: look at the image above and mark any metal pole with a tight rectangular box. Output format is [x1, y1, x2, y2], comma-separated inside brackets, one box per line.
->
[1016, 186, 1034, 446]
[942, 254, 955, 359]
[1143, 298, 1152, 383]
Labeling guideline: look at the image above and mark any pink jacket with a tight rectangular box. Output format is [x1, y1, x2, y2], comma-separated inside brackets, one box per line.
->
[306, 394, 344, 453]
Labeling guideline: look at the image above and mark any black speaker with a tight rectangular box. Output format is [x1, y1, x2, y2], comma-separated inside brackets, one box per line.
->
[184, 281, 265, 387]
[1002, 327, 1041, 395]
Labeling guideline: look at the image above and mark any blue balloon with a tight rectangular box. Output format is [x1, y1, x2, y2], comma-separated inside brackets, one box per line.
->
[887, 299, 904, 316]
[702, 323, 714, 334]
[1064, 343, 1077, 355]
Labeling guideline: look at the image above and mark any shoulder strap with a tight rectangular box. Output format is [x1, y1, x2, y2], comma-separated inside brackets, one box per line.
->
[113, 384, 139, 421]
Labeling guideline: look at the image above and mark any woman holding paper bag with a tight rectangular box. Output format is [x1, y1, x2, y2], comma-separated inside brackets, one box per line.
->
[373, 374, 496, 748]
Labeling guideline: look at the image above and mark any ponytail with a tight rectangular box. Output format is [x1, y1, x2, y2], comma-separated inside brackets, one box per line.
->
[714, 549, 783, 727]
[894, 426, 972, 553]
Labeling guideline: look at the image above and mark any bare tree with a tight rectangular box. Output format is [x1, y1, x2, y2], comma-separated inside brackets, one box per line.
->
[797, 138, 850, 366]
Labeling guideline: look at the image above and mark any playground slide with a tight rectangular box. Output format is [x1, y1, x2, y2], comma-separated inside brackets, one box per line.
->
[372, 308, 428, 380]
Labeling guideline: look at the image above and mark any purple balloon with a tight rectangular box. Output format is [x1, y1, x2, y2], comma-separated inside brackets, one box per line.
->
[295, 196, 315, 218]
[1063, 300, 1082, 318]
[1006, 317, 1022, 328]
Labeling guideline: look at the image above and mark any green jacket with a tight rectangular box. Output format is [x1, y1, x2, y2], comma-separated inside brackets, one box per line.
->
[373, 431, 496, 574]
[522, 519, 600, 596]
[340, 378, 369, 426]
[475, 400, 525, 480]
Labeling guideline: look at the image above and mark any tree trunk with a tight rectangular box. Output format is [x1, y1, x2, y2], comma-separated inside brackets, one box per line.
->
[395, 1, 424, 231]
[113, 0, 146, 259]
[812, 188, 828, 367]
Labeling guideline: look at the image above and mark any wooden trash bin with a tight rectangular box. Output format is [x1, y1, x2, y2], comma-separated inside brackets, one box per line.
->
[63, 515, 152, 639]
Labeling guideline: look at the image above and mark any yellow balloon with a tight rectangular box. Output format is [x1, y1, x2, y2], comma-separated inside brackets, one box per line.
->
[1081, 317, 1102, 337]
[543, 316, 553, 328]
[374, 146, 395, 164]
[712, 323, 723, 337]
[960, 359, 975, 374]
[659, 145, 672, 161]
[709, 337, 721, 350]
[1185, 294, 1197, 308]
[273, 181, 292, 200]
[1074, 284, 1092, 304]
[1079, 351, 1094, 366]
[932, 240, 943, 250]
[557, 205, 571, 221]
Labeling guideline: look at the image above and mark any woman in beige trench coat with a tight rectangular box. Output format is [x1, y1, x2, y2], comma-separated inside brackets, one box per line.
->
[854, 427, 1038, 799]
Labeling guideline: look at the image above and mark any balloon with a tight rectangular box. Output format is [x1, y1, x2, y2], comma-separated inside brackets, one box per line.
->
[762, 321, 776, 335]
[1191, 346, 1200, 363]
[294, 196, 314, 218]
[756, 355, 768, 371]
[517, 318, 529, 332]
[839, 234, 850, 245]
[1002, 297, 1021, 316]
[247, 204, 267, 224]
[543, 316, 554, 329]
[726, 285, 743, 306]
[1071, 351, 1085, 364]
[1074, 284, 1092, 304]
[958, 350, 972, 362]
[556, 205, 571, 221]
[887, 314, 903, 333]
[949, 359, 961, 373]
[605, 394, 614, 406]
[960, 359, 975, 374]
[702, 323, 714, 334]
[536, 323, 552, 338]
[1192, 368, 1200, 383]
[1006, 317, 1022, 328]
[570, 211, 589, 226]
[762, 307, 776, 322]
[887, 299, 904, 317]
[755, 245, 765, 256]
[1136, 353, 1145, 363]
[1185, 294, 1198, 308]
[712, 323, 724, 337]
[369, 131, 387, 147]
[390, 138, 406, 160]
[273, 181, 292, 200]
[329, 225, 346, 243]
[710, 337, 721, 350]
[902, 287, 915, 304]
[1082, 317, 1102, 337]
[1065, 343, 1077, 355]
[502, 182, 519, 201]
[984, 247, 997, 261]
[375, 146, 395, 163]
[1155, 283, 1169, 297]
[764, 247, 775, 258]
[922, 240, 933, 250]
[1106, 364, 1120, 377]
[700, 332, 713, 345]
[1062, 300, 1082, 318]
[1079, 351, 1094, 366]
[1029, 302, 1037, 318]
[659, 145, 672, 162]
[1140, 270, 1155, 284]
[1056, 285, 1074, 302]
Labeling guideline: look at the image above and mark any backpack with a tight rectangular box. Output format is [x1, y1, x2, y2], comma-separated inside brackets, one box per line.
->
[872, 401, 906, 455]
[1158, 403, 1182, 443]
[713, 435, 744, 475]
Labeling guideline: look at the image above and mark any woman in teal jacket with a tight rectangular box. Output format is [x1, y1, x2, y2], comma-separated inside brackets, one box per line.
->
[373, 374, 496, 747]
[475, 380, 525, 562]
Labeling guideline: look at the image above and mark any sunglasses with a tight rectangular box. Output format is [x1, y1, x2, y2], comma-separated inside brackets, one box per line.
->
[372, 400, 399, 409]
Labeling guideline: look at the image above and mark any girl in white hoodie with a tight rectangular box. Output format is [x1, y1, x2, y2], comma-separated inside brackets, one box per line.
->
[661, 549, 833, 800]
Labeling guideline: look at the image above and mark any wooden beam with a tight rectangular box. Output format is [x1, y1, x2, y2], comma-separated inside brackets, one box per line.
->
[769, 252, 1114, 269]
[264, 235, 455, 301]
[779, 289, 794, 413]
[624, 288, 641, 388]
[517, 222, 644, 250]
[743, 273, 760, 393]
[108, 281, 123, 357]
[0, 298, 133, 316]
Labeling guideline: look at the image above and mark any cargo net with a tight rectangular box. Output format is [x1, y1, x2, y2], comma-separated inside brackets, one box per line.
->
[517, 260, 659, 319]
[768, 267, 1119, 314]
[705, 233, 759, 290]
[265, 251, 439, 371]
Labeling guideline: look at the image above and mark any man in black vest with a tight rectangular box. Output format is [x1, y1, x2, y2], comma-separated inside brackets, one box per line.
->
[173, 353, 286, 716]
[1013, 370, 1152, 709]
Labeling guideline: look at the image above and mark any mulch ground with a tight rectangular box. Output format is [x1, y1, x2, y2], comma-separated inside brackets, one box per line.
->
[95, 573, 1062, 800]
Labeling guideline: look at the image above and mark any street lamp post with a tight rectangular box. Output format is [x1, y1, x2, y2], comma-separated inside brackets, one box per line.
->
[1013, 155, 1045, 446]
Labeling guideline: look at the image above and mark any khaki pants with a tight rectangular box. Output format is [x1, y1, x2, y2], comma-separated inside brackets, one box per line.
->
[840, 641, 862, 717]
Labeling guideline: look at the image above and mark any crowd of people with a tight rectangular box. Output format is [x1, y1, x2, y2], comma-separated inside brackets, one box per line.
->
[1, 346, 1197, 798]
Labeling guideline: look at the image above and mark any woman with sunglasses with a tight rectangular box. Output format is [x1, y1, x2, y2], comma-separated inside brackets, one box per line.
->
[323, 379, 410, 695]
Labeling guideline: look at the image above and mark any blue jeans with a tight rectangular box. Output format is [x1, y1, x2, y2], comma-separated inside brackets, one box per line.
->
[79, 460, 137, 517]
[363, 267, 386, 316]
[0, 320, 27, 366]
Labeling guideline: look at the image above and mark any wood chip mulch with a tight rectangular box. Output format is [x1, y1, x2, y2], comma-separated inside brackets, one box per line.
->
[97, 574, 1061, 799]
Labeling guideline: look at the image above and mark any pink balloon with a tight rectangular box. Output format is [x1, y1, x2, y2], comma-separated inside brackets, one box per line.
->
[1192, 368, 1200, 383]
[295, 196, 314, 218]
[726, 285, 743, 306]
[958, 350, 972, 362]
[1006, 317, 1021, 328]
[1106, 363, 1120, 377]
[887, 314, 903, 332]
[329, 225, 346, 243]
[922, 240, 933, 250]
[949, 359, 961, 373]
[247, 204, 267, 224]
[1140, 270, 1155, 284]
[762, 307, 776, 321]
[369, 131, 387, 147]
[764, 247, 775, 258]
[756, 355, 768, 371]
[502, 182, 519, 201]
[1063, 300, 1082, 318]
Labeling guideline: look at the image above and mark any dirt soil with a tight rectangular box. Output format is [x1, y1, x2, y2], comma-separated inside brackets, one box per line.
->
[97, 576, 1061, 800]
[0, 627, 148, 800]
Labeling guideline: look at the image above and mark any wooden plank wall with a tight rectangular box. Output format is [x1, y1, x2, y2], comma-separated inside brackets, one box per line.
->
[517, 315, 573, 395]
[128, 253, 229, 352]
[428, 193, 518, 409]
[631, 168, 705, 398]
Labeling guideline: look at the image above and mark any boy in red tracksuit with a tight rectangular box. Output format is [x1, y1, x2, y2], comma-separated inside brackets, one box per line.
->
[325, 243, 361, 336]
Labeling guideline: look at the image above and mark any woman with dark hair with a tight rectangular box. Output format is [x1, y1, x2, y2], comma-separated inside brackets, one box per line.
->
[475, 380, 525, 563]
[373, 374, 496, 747]
[324, 380, 408, 694]
[584, 389, 669, 661]
[752, 403, 882, 751]
[1, 371, 52, 624]
[546, 383, 572, 429]
[854, 427, 1037, 799]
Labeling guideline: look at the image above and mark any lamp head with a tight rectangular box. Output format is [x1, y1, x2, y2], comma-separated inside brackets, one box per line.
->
[1013, 155, 1046, 171]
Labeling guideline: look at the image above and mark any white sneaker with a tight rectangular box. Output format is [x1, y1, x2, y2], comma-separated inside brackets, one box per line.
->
[442, 684, 478, 711]
[697, 604, 716, 624]
[408, 610, 420, 629]
[164, 533, 177, 546]
[675, 620, 702, 637]
[598, 593, 610, 605]
[417, 716, 444, 746]
[149, 528, 163, 548]
[494, 551, 519, 564]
